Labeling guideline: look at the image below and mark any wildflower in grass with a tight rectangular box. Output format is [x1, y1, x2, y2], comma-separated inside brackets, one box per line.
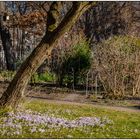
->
[38, 128, 45, 133]
[14, 130, 21, 135]
[30, 126, 37, 133]
[0, 109, 112, 138]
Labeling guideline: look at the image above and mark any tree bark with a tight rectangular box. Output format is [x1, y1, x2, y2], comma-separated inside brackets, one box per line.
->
[0, 25, 16, 71]
[0, 2, 95, 108]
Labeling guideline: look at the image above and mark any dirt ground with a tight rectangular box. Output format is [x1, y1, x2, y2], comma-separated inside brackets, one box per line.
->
[0, 82, 140, 113]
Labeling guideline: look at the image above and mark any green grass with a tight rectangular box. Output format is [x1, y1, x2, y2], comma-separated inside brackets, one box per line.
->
[0, 70, 56, 83]
[0, 100, 140, 138]
[25, 100, 140, 138]
[0, 70, 15, 81]
[37, 72, 56, 82]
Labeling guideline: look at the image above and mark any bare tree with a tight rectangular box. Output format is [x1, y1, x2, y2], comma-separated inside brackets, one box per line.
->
[93, 36, 140, 99]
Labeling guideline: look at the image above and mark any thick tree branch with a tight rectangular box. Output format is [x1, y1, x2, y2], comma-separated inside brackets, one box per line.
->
[51, 2, 96, 41]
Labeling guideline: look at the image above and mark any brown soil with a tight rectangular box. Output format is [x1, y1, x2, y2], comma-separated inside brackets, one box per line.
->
[0, 82, 140, 113]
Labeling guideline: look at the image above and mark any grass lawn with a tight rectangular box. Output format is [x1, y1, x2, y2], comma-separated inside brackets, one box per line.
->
[0, 100, 140, 138]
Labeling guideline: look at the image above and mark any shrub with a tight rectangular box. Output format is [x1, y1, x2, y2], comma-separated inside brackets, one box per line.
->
[38, 72, 56, 82]
[30, 72, 56, 83]
[52, 39, 92, 86]
[93, 35, 140, 99]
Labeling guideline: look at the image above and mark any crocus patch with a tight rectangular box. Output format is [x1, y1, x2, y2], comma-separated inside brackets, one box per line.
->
[0, 109, 112, 137]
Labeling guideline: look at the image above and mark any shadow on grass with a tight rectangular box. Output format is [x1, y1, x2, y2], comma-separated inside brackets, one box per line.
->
[132, 106, 140, 110]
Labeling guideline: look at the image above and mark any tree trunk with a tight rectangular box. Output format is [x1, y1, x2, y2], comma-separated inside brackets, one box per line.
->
[0, 2, 95, 108]
[57, 73, 64, 87]
[0, 25, 16, 71]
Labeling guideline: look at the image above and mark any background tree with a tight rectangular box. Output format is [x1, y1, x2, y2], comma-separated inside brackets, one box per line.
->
[0, 1, 49, 70]
[0, 1, 16, 71]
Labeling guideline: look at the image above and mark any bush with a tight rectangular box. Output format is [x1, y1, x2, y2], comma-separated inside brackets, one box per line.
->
[38, 72, 56, 82]
[30, 72, 56, 83]
[52, 39, 92, 86]
[93, 35, 140, 99]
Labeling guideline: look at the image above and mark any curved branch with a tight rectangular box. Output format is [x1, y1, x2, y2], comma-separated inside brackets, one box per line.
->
[46, 2, 62, 32]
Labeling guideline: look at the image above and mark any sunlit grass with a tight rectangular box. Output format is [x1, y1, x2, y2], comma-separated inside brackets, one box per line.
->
[0, 100, 140, 138]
